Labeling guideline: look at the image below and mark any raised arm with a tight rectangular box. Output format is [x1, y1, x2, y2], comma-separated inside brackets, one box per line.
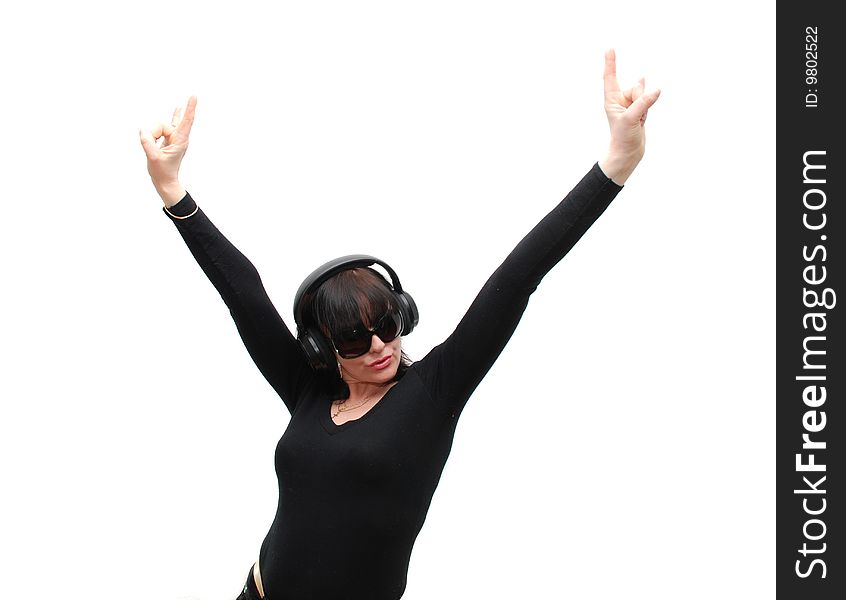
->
[417, 50, 661, 415]
[139, 97, 313, 414]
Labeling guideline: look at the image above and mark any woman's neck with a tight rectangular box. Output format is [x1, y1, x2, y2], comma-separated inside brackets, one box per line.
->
[344, 378, 392, 400]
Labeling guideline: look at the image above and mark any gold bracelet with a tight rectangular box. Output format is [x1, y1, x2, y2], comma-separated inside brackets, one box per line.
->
[163, 203, 199, 220]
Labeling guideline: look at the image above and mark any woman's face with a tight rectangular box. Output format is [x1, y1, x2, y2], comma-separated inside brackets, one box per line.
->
[336, 333, 402, 385]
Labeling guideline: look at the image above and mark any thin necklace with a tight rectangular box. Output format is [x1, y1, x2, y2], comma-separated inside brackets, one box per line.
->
[332, 388, 382, 418]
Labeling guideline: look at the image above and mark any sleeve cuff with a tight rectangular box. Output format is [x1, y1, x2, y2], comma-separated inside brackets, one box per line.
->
[592, 162, 624, 191]
[162, 191, 197, 219]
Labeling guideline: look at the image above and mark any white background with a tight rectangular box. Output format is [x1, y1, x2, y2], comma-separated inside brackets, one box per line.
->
[0, 1, 774, 599]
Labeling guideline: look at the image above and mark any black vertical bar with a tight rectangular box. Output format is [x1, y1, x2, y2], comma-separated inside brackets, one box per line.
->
[777, 5, 844, 599]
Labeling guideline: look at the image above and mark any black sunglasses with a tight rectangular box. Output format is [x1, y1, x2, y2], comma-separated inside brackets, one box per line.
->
[331, 310, 403, 359]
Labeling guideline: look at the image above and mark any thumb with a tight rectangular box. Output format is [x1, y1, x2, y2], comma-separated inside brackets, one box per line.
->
[627, 88, 660, 124]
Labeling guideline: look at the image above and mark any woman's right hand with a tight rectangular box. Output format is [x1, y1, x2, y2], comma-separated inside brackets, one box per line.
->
[139, 96, 197, 207]
[599, 51, 660, 185]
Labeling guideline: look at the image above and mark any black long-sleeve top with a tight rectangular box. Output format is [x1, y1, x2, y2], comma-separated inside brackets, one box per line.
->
[163, 164, 623, 600]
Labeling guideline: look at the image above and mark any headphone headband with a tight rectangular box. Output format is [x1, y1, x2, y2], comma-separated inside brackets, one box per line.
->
[293, 254, 406, 327]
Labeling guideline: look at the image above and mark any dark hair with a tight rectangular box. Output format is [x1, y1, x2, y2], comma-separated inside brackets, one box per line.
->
[301, 267, 412, 398]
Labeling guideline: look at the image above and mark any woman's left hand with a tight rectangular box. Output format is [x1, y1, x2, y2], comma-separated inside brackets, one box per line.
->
[599, 49, 661, 185]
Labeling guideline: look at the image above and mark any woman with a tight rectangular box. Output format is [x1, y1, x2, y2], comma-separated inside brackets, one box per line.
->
[139, 49, 660, 600]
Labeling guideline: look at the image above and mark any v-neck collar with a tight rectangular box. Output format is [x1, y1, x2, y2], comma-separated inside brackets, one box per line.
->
[318, 381, 401, 435]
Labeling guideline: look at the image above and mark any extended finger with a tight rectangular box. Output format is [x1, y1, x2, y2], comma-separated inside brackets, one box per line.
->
[603, 49, 620, 94]
[176, 95, 197, 136]
[172, 105, 183, 128]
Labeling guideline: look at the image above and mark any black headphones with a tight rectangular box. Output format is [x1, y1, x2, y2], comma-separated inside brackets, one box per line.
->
[293, 254, 419, 370]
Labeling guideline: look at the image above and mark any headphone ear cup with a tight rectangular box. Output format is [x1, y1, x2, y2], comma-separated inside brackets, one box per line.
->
[396, 291, 419, 336]
[298, 327, 336, 371]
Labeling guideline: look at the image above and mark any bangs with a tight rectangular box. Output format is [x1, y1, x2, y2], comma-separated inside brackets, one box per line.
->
[310, 268, 397, 339]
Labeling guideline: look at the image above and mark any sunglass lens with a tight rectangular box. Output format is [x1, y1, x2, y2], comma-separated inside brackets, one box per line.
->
[333, 310, 403, 359]
[374, 311, 402, 343]
[335, 330, 371, 358]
